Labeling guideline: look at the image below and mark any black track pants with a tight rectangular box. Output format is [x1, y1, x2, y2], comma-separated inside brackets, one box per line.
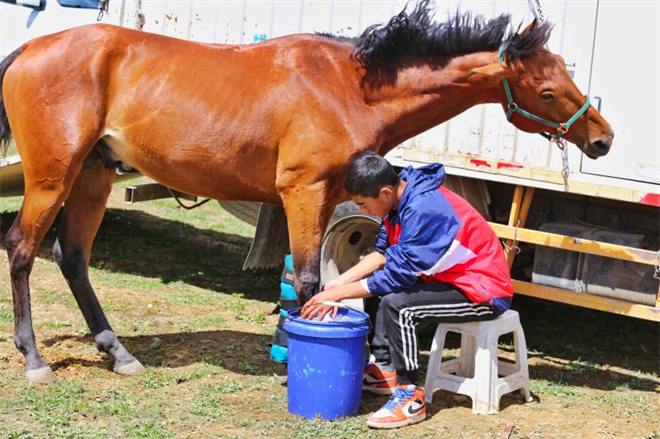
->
[365, 282, 498, 385]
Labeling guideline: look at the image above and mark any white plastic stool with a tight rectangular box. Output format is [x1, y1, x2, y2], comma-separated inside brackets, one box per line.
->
[424, 310, 533, 415]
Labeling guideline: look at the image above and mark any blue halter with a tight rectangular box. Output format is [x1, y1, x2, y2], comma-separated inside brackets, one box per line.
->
[498, 43, 591, 142]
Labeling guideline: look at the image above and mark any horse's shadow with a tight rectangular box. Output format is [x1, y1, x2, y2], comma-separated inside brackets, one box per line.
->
[0, 207, 281, 304]
[43, 329, 286, 377]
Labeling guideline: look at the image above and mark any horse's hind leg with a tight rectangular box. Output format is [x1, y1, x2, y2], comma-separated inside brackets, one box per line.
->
[6, 163, 83, 383]
[53, 152, 145, 376]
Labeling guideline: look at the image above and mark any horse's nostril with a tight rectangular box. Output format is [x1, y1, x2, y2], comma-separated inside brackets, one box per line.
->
[593, 140, 611, 154]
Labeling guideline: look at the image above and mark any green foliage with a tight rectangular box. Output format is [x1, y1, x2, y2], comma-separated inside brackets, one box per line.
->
[530, 377, 584, 397]
[247, 311, 266, 325]
[227, 293, 246, 319]
[0, 309, 12, 325]
[137, 370, 167, 389]
[186, 394, 229, 419]
[122, 417, 173, 439]
[201, 355, 225, 368]
[593, 392, 657, 418]
[173, 366, 223, 384]
[37, 289, 64, 305]
[208, 378, 243, 394]
[42, 320, 72, 330]
[0, 427, 34, 439]
[20, 380, 87, 429]
[567, 359, 600, 373]
[264, 416, 368, 439]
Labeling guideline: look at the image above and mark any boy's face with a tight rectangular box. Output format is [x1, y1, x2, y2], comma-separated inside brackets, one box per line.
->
[351, 185, 397, 217]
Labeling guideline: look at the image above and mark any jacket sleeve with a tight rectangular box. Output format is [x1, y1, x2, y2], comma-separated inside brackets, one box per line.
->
[366, 192, 461, 296]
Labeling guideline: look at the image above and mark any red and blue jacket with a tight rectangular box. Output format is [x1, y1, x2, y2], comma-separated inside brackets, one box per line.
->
[364, 163, 513, 315]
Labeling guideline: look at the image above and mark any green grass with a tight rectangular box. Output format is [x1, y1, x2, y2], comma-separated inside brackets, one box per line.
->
[566, 359, 600, 373]
[204, 378, 243, 394]
[36, 289, 65, 305]
[0, 309, 12, 326]
[594, 392, 658, 419]
[164, 290, 219, 307]
[186, 392, 230, 419]
[530, 376, 585, 397]
[42, 320, 72, 330]
[136, 370, 168, 389]
[21, 380, 87, 429]
[264, 417, 364, 439]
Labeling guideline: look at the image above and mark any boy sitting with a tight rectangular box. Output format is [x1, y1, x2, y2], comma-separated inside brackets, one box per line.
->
[302, 151, 513, 429]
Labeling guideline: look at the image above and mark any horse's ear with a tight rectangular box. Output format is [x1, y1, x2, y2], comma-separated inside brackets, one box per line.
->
[468, 63, 514, 86]
[519, 19, 537, 37]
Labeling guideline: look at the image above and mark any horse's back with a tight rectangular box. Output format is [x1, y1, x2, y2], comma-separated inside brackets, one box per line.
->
[4, 24, 367, 203]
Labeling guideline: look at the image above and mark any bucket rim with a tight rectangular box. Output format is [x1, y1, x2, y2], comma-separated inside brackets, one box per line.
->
[285, 307, 370, 328]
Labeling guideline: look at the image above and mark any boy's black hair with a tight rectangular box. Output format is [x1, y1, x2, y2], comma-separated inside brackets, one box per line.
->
[344, 151, 400, 198]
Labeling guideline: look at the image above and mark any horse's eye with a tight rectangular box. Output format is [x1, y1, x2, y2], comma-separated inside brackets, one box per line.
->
[541, 92, 554, 101]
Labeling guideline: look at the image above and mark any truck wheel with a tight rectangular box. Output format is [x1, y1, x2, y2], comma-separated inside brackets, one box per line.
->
[320, 201, 381, 286]
[218, 200, 261, 226]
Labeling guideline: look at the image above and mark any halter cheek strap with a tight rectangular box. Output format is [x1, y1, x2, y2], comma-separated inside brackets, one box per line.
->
[498, 43, 591, 142]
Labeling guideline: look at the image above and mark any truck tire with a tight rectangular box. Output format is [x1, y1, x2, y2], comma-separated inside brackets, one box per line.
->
[320, 201, 381, 286]
[218, 200, 261, 226]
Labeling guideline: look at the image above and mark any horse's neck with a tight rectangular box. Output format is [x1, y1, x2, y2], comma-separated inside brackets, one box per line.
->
[366, 51, 504, 154]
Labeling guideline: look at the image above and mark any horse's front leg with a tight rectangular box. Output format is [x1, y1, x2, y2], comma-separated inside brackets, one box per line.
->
[279, 180, 337, 305]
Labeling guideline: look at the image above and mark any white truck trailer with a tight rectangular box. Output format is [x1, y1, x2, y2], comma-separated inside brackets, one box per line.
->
[1, 0, 658, 321]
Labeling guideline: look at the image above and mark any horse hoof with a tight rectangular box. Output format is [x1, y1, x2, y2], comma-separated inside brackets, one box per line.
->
[114, 360, 146, 376]
[24, 366, 57, 384]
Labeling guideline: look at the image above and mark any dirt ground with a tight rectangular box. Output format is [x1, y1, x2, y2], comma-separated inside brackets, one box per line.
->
[0, 182, 658, 439]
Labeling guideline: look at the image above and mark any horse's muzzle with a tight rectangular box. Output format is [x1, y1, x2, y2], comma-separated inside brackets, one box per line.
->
[585, 132, 614, 158]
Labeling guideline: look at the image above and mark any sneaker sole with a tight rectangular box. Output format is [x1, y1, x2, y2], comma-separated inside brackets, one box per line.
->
[367, 413, 426, 429]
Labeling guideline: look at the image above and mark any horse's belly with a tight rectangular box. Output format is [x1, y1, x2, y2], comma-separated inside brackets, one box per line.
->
[103, 131, 281, 204]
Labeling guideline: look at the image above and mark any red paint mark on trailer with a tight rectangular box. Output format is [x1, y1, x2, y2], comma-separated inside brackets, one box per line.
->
[639, 193, 660, 206]
[470, 159, 491, 168]
[497, 162, 524, 170]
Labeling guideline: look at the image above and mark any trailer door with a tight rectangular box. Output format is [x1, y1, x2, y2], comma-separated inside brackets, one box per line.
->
[580, 1, 660, 185]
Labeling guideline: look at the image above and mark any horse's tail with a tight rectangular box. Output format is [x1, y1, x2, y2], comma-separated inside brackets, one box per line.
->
[0, 47, 24, 155]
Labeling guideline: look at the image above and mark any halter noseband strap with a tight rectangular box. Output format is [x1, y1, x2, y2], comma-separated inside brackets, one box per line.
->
[498, 43, 591, 142]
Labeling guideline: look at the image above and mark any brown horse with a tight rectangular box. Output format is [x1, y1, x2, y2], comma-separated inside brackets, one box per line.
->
[0, 2, 612, 383]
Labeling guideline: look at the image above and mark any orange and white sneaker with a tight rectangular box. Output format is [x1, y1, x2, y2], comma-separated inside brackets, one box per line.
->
[362, 363, 397, 395]
[366, 385, 426, 429]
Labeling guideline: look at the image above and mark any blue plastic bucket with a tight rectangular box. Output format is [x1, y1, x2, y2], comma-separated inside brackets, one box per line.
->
[284, 307, 371, 420]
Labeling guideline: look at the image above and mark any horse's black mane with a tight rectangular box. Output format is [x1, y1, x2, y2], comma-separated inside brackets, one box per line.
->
[318, 0, 552, 83]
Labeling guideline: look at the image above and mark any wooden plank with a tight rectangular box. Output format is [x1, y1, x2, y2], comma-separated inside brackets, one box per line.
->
[513, 280, 660, 322]
[507, 185, 523, 226]
[504, 185, 524, 264]
[490, 223, 659, 266]
[506, 187, 535, 269]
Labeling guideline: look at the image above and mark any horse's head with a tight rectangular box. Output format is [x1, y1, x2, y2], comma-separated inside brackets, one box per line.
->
[473, 21, 614, 158]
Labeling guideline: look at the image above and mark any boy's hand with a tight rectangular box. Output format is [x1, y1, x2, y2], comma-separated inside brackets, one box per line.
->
[300, 289, 340, 320]
[300, 281, 370, 320]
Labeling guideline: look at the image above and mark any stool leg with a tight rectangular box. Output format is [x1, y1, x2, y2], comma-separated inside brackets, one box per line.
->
[458, 333, 476, 378]
[424, 326, 448, 404]
[514, 322, 533, 402]
[472, 332, 499, 415]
